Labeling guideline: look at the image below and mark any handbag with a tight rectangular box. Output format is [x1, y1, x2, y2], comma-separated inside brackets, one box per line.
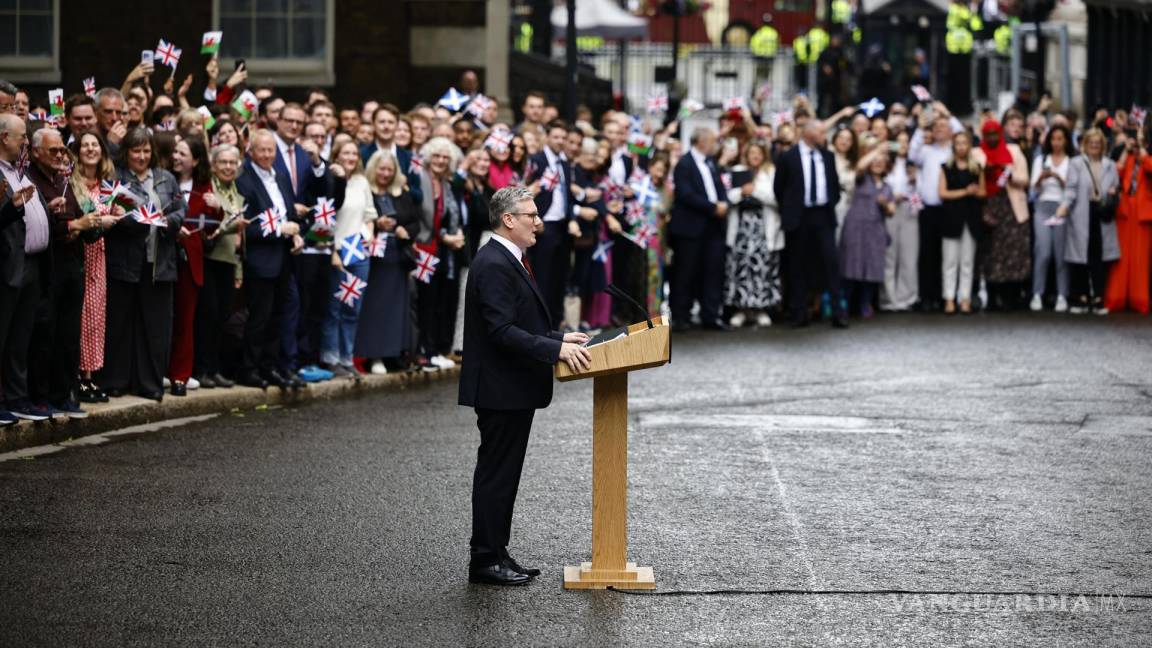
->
[1083, 156, 1117, 223]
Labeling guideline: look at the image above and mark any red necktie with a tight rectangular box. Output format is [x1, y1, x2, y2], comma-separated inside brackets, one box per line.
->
[522, 255, 536, 281]
[287, 146, 299, 195]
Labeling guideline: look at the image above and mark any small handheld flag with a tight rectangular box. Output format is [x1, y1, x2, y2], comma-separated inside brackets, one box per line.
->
[311, 197, 336, 234]
[646, 93, 668, 115]
[257, 207, 284, 237]
[484, 129, 512, 153]
[201, 31, 223, 55]
[1131, 105, 1147, 127]
[155, 39, 182, 71]
[15, 142, 29, 181]
[720, 173, 732, 191]
[773, 110, 793, 128]
[410, 248, 439, 283]
[100, 180, 141, 210]
[997, 167, 1012, 188]
[408, 154, 424, 175]
[231, 90, 259, 121]
[339, 233, 367, 266]
[858, 97, 886, 119]
[334, 271, 367, 307]
[466, 94, 494, 118]
[678, 98, 704, 120]
[907, 192, 924, 213]
[723, 97, 746, 112]
[132, 203, 166, 227]
[623, 223, 656, 250]
[437, 87, 469, 112]
[627, 131, 652, 156]
[366, 232, 389, 258]
[48, 88, 64, 117]
[630, 176, 659, 207]
[911, 85, 932, 103]
[197, 106, 216, 130]
[624, 201, 646, 226]
[83, 77, 96, 98]
[540, 167, 561, 192]
[591, 239, 614, 263]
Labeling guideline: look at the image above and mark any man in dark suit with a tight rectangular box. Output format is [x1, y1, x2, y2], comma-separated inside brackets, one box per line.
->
[524, 120, 596, 328]
[459, 185, 591, 586]
[235, 129, 305, 389]
[668, 126, 730, 332]
[773, 120, 849, 328]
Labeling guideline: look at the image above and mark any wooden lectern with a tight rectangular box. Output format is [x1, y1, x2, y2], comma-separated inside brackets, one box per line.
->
[556, 316, 671, 590]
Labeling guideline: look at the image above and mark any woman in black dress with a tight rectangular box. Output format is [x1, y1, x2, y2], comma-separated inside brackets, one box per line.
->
[354, 149, 422, 374]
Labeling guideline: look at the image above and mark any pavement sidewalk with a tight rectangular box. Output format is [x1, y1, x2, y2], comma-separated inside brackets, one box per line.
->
[0, 367, 458, 454]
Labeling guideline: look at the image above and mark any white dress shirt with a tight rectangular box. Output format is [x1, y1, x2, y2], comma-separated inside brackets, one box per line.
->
[491, 232, 523, 262]
[797, 141, 829, 207]
[541, 146, 573, 223]
[251, 163, 287, 219]
[274, 132, 324, 194]
[609, 145, 629, 185]
[689, 147, 718, 204]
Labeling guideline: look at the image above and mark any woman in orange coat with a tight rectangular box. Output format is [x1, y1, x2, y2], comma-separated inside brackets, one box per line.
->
[1106, 129, 1152, 314]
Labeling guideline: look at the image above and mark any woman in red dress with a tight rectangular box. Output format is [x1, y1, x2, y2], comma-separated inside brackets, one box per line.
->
[1106, 129, 1152, 313]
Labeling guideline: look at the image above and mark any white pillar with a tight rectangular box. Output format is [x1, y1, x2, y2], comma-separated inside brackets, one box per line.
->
[486, 0, 513, 123]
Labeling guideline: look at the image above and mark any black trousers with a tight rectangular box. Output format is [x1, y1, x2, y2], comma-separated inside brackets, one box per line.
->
[101, 272, 173, 395]
[242, 270, 292, 376]
[416, 264, 458, 358]
[470, 407, 535, 567]
[527, 220, 571, 328]
[1069, 209, 1110, 304]
[294, 253, 330, 368]
[918, 205, 944, 304]
[29, 261, 84, 404]
[669, 227, 725, 325]
[193, 259, 236, 377]
[2, 252, 46, 404]
[785, 209, 843, 322]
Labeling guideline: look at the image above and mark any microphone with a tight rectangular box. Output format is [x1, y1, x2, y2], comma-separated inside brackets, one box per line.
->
[605, 283, 654, 330]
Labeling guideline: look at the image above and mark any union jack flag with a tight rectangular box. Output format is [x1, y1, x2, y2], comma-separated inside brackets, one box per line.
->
[720, 173, 732, 191]
[83, 77, 96, 98]
[312, 197, 336, 233]
[624, 222, 656, 250]
[155, 39, 182, 69]
[484, 129, 512, 153]
[723, 96, 746, 112]
[98, 180, 122, 203]
[257, 207, 284, 237]
[625, 201, 646, 226]
[907, 192, 924, 213]
[997, 167, 1013, 188]
[366, 232, 389, 258]
[155, 117, 176, 132]
[132, 203, 166, 227]
[410, 248, 439, 283]
[29, 109, 49, 122]
[773, 110, 794, 128]
[911, 85, 932, 103]
[339, 233, 367, 266]
[540, 166, 561, 192]
[334, 271, 367, 307]
[599, 179, 623, 204]
[408, 154, 423, 175]
[15, 142, 27, 180]
[646, 93, 668, 114]
[466, 93, 494, 117]
[1131, 105, 1147, 127]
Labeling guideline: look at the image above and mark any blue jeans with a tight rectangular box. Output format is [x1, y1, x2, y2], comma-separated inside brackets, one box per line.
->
[320, 259, 369, 366]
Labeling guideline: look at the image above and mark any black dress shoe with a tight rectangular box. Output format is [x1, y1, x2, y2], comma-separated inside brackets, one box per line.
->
[502, 555, 541, 577]
[196, 374, 216, 389]
[468, 563, 532, 586]
[702, 319, 734, 332]
[170, 381, 187, 397]
[237, 371, 268, 389]
[213, 373, 235, 388]
[831, 316, 850, 329]
[138, 390, 164, 402]
[264, 369, 290, 388]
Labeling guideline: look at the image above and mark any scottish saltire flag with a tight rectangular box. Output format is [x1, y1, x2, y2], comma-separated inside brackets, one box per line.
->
[410, 248, 439, 283]
[911, 85, 932, 103]
[83, 77, 96, 98]
[231, 90, 259, 120]
[334, 271, 367, 307]
[646, 93, 668, 114]
[540, 166, 560, 192]
[630, 176, 659, 207]
[311, 197, 336, 234]
[201, 31, 223, 55]
[155, 39, 182, 70]
[367, 232, 388, 258]
[132, 203, 166, 227]
[408, 154, 423, 175]
[257, 207, 284, 237]
[591, 239, 614, 263]
[339, 233, 367, 266]
[437, 87, 469, 112]
[859, 97, 886, 118]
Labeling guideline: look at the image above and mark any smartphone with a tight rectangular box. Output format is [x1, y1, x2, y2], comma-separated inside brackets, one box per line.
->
[723, 137, 738, 152]
[234, 58, 246, 72]
[140, 50, 155, 72]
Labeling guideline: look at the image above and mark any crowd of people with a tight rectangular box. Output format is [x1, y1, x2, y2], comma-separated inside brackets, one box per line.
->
[1, 52, 1150, 424]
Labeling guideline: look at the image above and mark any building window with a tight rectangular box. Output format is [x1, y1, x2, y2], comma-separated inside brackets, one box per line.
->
[0, 0, 60, 83]
[213, 0, 334, 86]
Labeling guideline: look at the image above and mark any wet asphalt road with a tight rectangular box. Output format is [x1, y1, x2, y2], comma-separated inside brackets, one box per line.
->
[2, 313, 1152, 647]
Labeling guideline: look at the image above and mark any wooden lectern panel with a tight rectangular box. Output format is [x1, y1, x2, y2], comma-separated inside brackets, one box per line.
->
[555, 317, 671, 382]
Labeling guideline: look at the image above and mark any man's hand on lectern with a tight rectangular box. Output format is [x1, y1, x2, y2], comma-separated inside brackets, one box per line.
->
[563, 331, 590, 345]
[559, 341, 592, 373]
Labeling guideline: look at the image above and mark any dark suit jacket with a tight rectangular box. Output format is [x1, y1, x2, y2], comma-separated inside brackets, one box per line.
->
[273, 137, 325, 206]
[0, 186, 28, 289]
[526, 148, 575, 222]
[236, 159, 296, 280]
[359, 142, 422, 205]
[773, 143, 842, 232]
[107, 166, 185, 283]
[668, 151, 727, 239]
[458, 239, 564, 411]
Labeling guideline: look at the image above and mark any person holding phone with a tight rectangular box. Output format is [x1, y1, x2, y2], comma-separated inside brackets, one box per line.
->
[724, 140, 781, 327]
[1105, 125, 1152, 313]
[1029, 124, 1075, 312]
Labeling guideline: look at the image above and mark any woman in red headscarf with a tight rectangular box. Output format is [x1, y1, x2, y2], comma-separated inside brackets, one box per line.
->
[975, 119, 1031, 309]
[1106, 127, 1152, 313]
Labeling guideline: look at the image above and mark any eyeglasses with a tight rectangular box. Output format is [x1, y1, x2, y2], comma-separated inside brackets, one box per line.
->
[507, 211, 540, 220]
[41, 146, 69, 156]
[0, 104, 12, 112]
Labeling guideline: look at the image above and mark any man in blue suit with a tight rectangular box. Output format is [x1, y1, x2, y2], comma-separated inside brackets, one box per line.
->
[668, 126, 730, 332]
[359, 103, 422, 205]
[235, 130, 307, 389]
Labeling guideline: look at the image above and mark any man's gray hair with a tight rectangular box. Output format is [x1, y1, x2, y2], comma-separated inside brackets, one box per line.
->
[94, 87, 124, 105]
[31, 127, 60, 148]
[0, 113, 22, 137]
[0, 79, 16, 97]
[489, 185, 535, 229]
[689, 126, 714, 146]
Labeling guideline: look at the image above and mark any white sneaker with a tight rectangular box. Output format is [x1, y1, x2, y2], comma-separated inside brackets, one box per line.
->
[755, 312, 773, 327]
[728, 312, 746, 328]
[1094, 305, 1110, 316]
[370, 361, 388, 375]
[163, 377, 171, 388]
[431, 354, 456, 369]
[1054, 295, 1068, 313]
[1029, 294, 1043, 311]
[1069, 305, 1089, 315]
[187, 376, 200, 390]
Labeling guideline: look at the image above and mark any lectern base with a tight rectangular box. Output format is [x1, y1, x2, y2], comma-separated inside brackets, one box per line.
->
[562, 562, 656, 590]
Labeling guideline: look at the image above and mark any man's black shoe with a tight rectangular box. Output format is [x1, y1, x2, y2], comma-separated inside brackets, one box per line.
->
[468, 563, 532, 586]
[213, 373, 235, 388]
[237, 371, 268, 389]
[503, 555, 541, 577]
[264, 370, 290, 388]
[702, 319, 734, 332]
[670, 321, 692, 333]
[137, 390, 164, 403]
[831, 316, 850, 329]
[170, 381, 187, 397]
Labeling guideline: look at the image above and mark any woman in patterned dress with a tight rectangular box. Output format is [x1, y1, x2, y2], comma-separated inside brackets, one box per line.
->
[975, 120, 1032, 310]
[69, 132, 124, 403]
[724, 140, 782, 327]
